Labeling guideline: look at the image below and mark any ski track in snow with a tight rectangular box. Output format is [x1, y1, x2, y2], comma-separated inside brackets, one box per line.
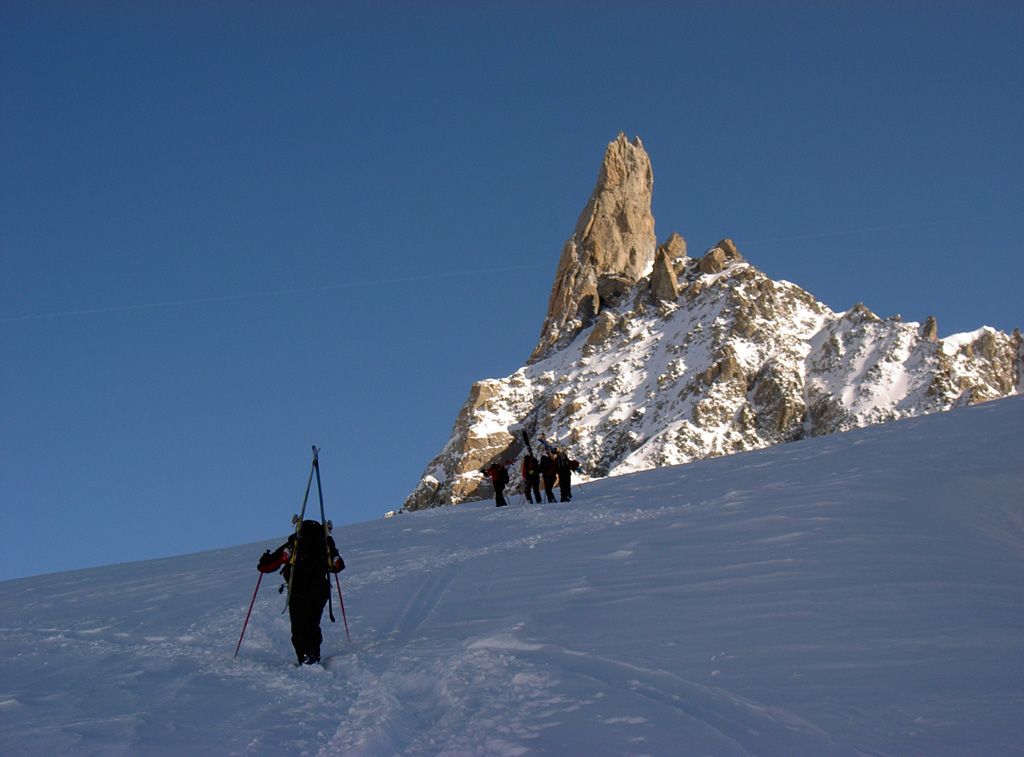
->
[1, 397, 1023, 755]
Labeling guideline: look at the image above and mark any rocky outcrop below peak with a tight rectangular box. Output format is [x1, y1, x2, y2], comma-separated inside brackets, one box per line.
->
[697, 238, 744, 274]
[650, 246, 680, 302]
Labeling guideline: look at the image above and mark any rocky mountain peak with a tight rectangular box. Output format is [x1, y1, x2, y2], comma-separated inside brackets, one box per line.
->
[532, 133, 656, 360]
[402, 136, 1022, 513]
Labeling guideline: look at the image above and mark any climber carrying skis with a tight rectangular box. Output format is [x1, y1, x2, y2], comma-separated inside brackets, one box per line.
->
[258, 519, 344, 665]
[481, 461, 511, 507]
[540, 450, 558, 503]
[521, 451, 541, 504]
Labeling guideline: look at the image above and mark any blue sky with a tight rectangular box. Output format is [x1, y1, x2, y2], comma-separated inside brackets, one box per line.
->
[2, 1, 1021, 581]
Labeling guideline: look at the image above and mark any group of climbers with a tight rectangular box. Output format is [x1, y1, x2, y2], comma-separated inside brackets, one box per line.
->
[481, 438, 578, 508]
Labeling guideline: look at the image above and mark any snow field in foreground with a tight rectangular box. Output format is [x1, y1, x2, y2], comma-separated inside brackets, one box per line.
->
[1, 396, 1022, 755]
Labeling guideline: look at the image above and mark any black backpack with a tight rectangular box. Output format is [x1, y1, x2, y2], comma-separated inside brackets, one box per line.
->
[286, 520, 330, 584]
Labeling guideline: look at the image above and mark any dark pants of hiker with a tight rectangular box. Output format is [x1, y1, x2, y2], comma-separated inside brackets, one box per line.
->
[289, 586, 328, 663]
[524, 475, 541, 503]
[494, 484, 507, 507]
[543, 475, 557, 503]
[559, 474, 572, 502]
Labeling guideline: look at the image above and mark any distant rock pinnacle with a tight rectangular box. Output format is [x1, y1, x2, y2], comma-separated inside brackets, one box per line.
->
[532, 133, 656, 360]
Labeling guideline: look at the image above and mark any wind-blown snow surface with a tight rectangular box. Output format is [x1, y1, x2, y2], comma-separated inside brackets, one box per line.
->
[2, 398, 1022, 756]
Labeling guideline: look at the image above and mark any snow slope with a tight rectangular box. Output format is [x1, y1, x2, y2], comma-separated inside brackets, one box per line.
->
[1, 396, 1022, 756]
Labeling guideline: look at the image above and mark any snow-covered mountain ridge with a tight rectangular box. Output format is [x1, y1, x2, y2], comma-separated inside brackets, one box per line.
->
[2, 396, 1022, 755]
[405, 135, 1021, 511]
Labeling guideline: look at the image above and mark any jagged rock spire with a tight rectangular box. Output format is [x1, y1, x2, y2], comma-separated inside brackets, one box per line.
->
[531, 134, 656, 360]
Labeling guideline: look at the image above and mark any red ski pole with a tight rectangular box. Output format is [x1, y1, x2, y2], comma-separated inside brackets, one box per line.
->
[234, 572, 264, 658]
[334, 572, 351, 642]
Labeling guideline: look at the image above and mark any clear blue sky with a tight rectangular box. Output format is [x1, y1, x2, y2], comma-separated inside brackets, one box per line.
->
[2, 2, 1021, 581]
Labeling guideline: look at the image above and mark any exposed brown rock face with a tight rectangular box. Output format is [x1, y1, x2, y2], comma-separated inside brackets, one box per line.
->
[650, 246, 680, 302]
[532, 134, 656, 360]
[660, 232, 687, 262]
[698, 239, 744, 274]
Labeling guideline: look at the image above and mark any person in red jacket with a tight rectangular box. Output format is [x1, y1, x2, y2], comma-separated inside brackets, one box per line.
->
[481, 462, 510, 507]
[258, 519, 344, 665]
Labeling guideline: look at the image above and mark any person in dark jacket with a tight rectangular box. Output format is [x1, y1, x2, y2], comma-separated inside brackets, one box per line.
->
[258, 519, 344, 665]
[521, 453, 541, 504]
[556, 450, 573, 502]
[540, 451, 558, 503]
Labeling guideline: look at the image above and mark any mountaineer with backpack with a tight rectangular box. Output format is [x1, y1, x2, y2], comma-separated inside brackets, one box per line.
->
[521, 452, 541, 504]
[481, 461, 511, 507]
[540, 450, 558, 503]
[556, 449, 575, 502]
[257, 519, 345, 665]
